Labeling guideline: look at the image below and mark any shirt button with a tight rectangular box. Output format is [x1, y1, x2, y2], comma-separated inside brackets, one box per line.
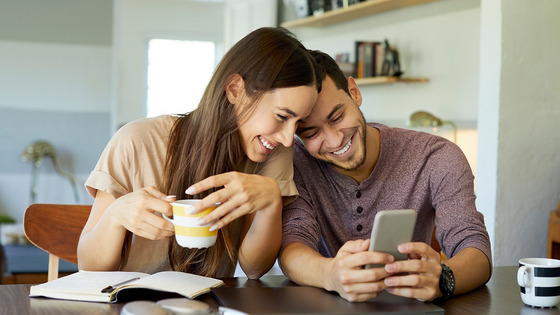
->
[356, 191, 362, 198]
[356, 206, 363, 214]
[357, 224, 363, 232]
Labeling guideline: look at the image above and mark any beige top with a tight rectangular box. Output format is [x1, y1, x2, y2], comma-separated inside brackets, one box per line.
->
[85, 115, 298, 276]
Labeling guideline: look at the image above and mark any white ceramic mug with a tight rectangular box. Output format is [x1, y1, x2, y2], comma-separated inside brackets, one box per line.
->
[517, 258, 560, 308]
[163, 199, 217, 248]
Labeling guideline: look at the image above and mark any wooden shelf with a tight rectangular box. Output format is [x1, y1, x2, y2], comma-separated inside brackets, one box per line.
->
[281, 0, 433, 86]
[354, 76, 429, 85]
[281, 0, 441, 28]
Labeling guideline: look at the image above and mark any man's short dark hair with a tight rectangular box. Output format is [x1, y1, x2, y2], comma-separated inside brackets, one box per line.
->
[308, 50, 351, 96]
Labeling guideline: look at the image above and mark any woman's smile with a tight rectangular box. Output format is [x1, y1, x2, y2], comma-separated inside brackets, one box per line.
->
[259, 136, 277, 152]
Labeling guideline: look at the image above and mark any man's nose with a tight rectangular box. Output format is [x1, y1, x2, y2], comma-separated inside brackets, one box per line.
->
[323, 126, 344, 148]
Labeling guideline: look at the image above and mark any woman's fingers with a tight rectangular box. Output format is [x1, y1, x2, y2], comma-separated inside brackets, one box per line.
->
[185, 173, 232, 196]
[183, 172, 281, 230]
[110, 187, 176, 239]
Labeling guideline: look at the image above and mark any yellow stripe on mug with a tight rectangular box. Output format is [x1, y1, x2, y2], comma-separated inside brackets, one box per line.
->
[172, 205, 216, 217]
[175, 225, 217, 237]
[166, 199, 218, 248]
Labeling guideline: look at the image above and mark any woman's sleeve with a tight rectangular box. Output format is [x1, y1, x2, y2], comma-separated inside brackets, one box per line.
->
[84, 123, 139, 199]
[255, 145, 298, 203]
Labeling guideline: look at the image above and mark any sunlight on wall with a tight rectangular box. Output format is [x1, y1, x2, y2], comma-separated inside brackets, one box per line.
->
[146, 39, 215, 117]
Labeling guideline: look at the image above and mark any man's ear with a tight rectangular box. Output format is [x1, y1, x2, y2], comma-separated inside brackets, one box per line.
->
[347, 77, 363, 107]
[225, 74, 245, 104]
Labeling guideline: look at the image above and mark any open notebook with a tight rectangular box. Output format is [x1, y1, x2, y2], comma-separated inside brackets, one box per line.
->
[212, 286, 444, 315]
[30, 270, 223, 303]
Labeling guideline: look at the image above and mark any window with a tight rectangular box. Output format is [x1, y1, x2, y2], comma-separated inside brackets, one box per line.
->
[146, 39, 215, 117]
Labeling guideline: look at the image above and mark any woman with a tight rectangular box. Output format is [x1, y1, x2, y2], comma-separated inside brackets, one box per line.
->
[78, 27, 321, 279]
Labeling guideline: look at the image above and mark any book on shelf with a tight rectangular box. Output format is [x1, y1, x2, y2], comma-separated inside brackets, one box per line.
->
[375, 43, 385, 77]
[354, 41, 382, 78]
[29, 270, 224, 303]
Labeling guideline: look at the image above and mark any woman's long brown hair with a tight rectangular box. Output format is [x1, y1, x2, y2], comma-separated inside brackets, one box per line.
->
[162, 27, 321, 277]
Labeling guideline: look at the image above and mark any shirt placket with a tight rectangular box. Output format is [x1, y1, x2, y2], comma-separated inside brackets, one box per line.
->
[352, 189, 368, 237]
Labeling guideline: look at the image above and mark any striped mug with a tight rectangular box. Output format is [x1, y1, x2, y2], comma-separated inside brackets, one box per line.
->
[517, 258, 560, 308]
[164, 199, 217, 248]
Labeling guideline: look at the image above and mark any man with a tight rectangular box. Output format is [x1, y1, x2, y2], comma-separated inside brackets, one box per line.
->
[279, 50, 492, 302]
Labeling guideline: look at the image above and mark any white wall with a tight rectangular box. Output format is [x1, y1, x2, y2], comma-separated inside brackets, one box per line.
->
[0, 0, 113, 224]
[475, 0, 501, 260]
[490, 0, 560, 265]
[0, 41, 111, 112]
[114, 0, 225, 128]
[224, 0, 277, 49]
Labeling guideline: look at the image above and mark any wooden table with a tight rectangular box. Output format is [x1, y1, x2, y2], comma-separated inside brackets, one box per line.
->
[433, 266, 559, 314]
[0, 266, 558, 314]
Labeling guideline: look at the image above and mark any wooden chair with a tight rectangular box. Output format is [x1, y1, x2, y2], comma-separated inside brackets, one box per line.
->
[547, 200, 560, 259]
[23, 204, 91, 281]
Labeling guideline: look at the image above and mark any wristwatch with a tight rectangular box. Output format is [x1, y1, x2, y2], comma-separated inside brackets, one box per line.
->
[439, 264, 455, 300]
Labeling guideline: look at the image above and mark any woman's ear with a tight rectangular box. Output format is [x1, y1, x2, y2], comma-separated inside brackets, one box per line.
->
[225, 74, 245, 104]
[347, 77, 363, 107]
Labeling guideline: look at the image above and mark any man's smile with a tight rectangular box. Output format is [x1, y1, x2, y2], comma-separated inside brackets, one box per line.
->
[332, 138, 352, 155]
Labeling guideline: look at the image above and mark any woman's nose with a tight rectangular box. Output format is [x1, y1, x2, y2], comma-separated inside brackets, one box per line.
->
[278, 123, 297, 147]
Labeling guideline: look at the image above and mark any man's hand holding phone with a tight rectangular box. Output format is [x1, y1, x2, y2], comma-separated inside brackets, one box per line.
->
[363, 210, 446, 301]
[325, 209, 421, 302]
[324, 239, 395, 302]
[382, 241, 444, 302]
[325, 210, 444, 302]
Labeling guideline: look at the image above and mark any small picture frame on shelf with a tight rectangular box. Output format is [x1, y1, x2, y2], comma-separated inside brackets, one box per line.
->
[309, 0, 332, 17]
[335, 52, 353, 78]
[291, 0, 310, 19]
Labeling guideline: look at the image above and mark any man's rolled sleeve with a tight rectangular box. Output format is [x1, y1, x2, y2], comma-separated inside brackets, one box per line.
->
[281, 168, 321, 254]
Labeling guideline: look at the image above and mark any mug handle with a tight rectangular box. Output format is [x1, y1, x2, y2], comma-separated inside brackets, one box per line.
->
[517, 266, 530, 287]
[162, 213, 174, 225]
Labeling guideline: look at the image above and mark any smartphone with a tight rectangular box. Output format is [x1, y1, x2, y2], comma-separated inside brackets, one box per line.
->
[365, 209, 417, 269]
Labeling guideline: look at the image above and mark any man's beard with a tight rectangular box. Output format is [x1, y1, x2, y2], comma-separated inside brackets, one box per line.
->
[329, 120, 368, 172]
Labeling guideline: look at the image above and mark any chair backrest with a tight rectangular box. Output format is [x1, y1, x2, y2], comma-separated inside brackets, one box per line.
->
[23, 204, 91, 282]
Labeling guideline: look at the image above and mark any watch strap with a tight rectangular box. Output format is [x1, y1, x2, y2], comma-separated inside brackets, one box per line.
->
[438, 263, 455, 300]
